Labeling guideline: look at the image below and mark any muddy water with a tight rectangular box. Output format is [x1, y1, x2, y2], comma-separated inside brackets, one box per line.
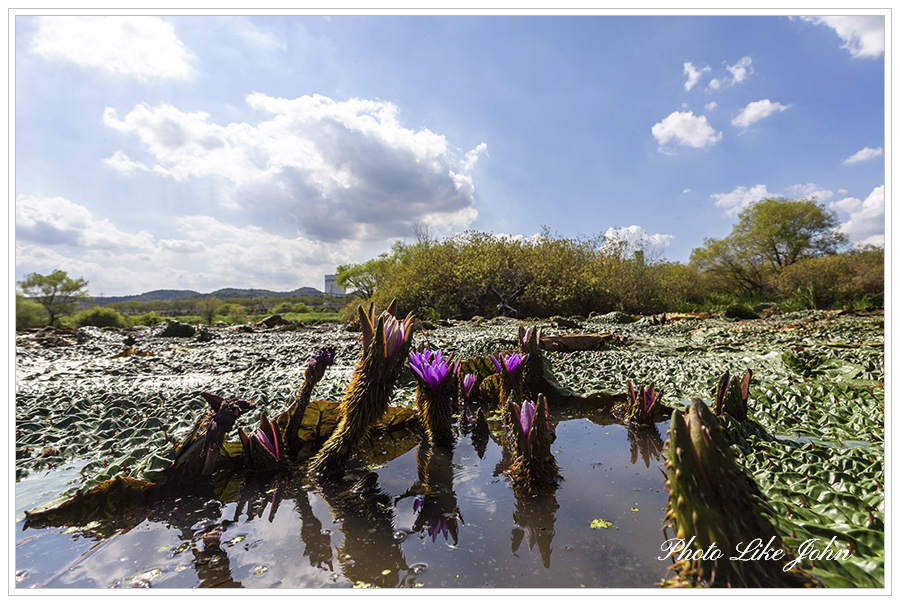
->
[15, 419, 673, 589]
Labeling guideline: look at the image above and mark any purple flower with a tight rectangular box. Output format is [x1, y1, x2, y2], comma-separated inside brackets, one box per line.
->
[461, 373, 477, 400]
[408, 349, 454, 392]
[359, 304, 414, 361]
[309, 346, 336, 371]
[491, 352, 528, 376]
[626, 382, 660, 422]
[512, 400, 537, 444]
[240, 412, 281, 463]
[199, 392, 255, 459]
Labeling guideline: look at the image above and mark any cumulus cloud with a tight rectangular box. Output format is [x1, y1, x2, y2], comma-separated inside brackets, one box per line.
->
[683, 62, 710, 91]
[103, 94, 486, 243]
[843, 146, 883, 165]
[785, 182, 834, 201]
[705, 101, 718, 111]
[652, 111, 722, 150]
[711, 184, 772, 216]
[726, 56, 753, 83]
[30, 16, 193, 81]
[15, 195, 359, 295]
[602, 225, 674, 258]
[802, 16, 885, 58]
[15, 194, 155, 251]
[731, 99, 792, 131]
[830, 185, 885, 246]
[708, 56, 754, 90]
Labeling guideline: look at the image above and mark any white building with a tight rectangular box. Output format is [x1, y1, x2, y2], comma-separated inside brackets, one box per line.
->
[324, 274, 345, 297]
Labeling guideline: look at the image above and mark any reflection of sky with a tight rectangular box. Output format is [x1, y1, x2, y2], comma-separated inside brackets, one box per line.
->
[16, 418, 672, 588]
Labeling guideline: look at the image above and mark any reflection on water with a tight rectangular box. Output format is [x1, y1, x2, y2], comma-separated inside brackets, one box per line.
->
[15, 413, 672, 589]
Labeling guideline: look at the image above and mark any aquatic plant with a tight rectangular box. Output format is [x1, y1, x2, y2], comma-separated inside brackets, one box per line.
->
[662, 398, 819, 588]
[308, 301, 414, 478]
[623, 381, 667, 425]
[508, 394, 559, 495]
[277, 346, 337, 460]
[169, 392, 255, 483]
[712, 369, 752, 421]
[239, 412, 283, 472]
[491, 351, 528, 422]
[409, 349, 458, 445]
[460, 373, 477, 401]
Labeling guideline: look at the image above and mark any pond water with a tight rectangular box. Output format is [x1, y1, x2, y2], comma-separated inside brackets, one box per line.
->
[15, 416, 673, 589]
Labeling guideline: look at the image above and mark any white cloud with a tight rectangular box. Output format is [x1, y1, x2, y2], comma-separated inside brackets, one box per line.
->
[14, 195, 358, 295]
[103, 94, 486, 243]
[683, 62, 710, 91]
[705, 101, 718, 111]
[711, 184, 772, 216]
[802, 16, 885, 58]
[602, 225, 674, 258]
[830, 185, 885, 246]
[651, 111, 722, 149]
[102, 150, 150, 174]
[731, 99, 792, 131]
[707, 56, 754, 91]
[785, 182, 834, 201]
[843, 146, 883, 165]
[726, 56, 753, 83]
[30, 16, 193, 81]
[15, 194, 155, 251]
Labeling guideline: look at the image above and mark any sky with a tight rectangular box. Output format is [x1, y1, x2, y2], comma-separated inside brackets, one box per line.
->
[12, 12, 887, 297]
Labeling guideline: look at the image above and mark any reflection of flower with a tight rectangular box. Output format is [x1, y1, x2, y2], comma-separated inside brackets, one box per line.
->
[412, 496, 463, 544]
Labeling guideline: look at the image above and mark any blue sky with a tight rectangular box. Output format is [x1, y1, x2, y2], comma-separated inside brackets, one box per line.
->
[13, 13, 886, 296]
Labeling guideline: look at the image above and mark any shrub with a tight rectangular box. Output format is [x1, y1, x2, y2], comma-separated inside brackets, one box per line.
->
[136, 312, 164, 326]
[774, 247, 884, 309]
[16, 293, 49, 329]
[75, 307, 129, 328]
[723, 303, 759, 320]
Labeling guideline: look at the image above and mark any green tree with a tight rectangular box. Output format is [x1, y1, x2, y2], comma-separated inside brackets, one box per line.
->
[732, 197, 847, 269]
[690, 198, 847, 297]
[17, 270, 90, 326]
[195, 296, 223, 325]
[15, 292, 50, 329]
[336, 254, 398, 299]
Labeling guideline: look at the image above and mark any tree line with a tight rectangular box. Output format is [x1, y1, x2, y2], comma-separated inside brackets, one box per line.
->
[335, 197, 883, 319]
[16, 197, 884, 329]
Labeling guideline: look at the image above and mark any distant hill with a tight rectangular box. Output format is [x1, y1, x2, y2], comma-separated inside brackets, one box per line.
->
[88, 286, 325, 306]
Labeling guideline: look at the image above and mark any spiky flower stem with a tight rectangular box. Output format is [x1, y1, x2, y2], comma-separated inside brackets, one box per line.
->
[279, 346, 336, 461]
[663, 398, 819, 588]
[308, 303, 413, 478]
[416, 383, 457, 446]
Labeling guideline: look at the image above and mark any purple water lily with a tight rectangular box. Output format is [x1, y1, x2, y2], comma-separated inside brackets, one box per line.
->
[512, 400, 538, 444]
[199, 392, 255, 459]
[408, 349, 454, 392]
[461, 373, 477, 400]
[625, 382, 661, 423]
[491, 352, 528, 376]
[309, 346, 336, 371]
[359, 305, 414, 361]
[240, 413, 281, 463]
